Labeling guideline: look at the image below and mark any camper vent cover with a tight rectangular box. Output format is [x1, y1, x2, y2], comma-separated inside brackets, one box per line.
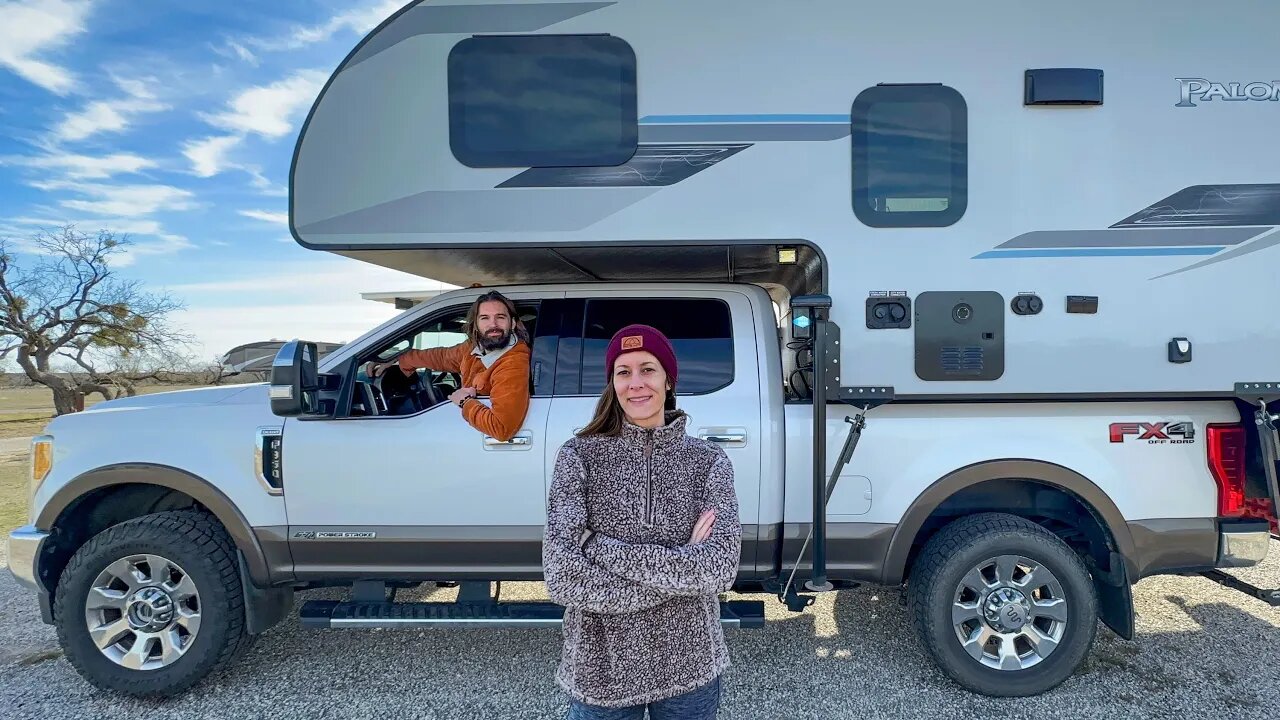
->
[940, 346, 985, 373]
[1025, 68, 1104, 106]
[915, 291, 1005, 381]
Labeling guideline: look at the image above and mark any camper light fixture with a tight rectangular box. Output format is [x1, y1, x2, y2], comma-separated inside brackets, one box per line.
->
[777, 247, 798, 264]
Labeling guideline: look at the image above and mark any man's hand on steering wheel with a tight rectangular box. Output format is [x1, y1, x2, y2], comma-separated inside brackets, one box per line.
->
[449, 386, 477, 407]
[364, 360, 400, 378]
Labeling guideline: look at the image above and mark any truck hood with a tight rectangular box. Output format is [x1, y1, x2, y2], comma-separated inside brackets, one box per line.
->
[84, 384, 265, 412]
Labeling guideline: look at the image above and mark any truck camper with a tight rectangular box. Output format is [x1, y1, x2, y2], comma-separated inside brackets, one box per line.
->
[9, 0, 1280, 701]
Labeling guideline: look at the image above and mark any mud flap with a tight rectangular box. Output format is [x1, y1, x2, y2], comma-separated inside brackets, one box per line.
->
[1092, 551, 1134, 640]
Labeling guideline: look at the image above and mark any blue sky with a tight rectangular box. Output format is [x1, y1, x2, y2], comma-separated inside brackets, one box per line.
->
[0, 0, 450, 365]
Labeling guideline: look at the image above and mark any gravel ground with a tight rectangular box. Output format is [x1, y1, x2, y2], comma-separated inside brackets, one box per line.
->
[1, 543, 1277, 720]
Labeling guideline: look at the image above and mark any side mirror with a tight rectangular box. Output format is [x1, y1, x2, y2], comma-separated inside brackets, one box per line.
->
[269, 340, 324, 416]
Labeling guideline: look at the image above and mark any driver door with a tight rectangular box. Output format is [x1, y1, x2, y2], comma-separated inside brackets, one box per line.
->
[280, 292, 561, 580]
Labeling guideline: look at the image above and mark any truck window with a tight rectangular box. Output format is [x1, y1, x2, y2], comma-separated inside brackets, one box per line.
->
[447, 34, 638, 168]
[579, 298, 733, 395]
[851, 83, 967, 227]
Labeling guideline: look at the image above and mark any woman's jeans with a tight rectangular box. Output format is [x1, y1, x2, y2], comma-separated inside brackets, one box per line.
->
[566, 675, 721, 719]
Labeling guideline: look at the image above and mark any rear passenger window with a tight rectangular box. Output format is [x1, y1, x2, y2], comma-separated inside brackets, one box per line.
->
[447, 34, 638, 168]
[580, 298, 734, 395]
[851, 83, 967, 227]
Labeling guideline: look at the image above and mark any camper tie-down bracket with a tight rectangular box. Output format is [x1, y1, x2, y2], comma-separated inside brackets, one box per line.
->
[1201, 383, 1280, 607]
[775, 295, 894, 612]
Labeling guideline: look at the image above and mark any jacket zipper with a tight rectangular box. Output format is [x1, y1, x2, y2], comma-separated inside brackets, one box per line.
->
[644, 429, 654, 525]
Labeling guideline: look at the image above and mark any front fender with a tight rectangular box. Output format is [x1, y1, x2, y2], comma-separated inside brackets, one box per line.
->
[36, 463, 287, 587]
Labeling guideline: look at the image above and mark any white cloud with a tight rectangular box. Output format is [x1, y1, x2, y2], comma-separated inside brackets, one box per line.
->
[2, 215, 193, 266]
[201, 68, 326, 139]
[54, 75, 168, 142]
[5, 151, 156, 179]
[0, 0, 93, 95]
[182, 134, 240, 178]
[212, 39, 258, 66]
[238, 209, 288, 225]
[165, 259, 454, 360]
[252, 0, 402, 52]
[42, 182, 197, 217]
[183, 68, 326, 179]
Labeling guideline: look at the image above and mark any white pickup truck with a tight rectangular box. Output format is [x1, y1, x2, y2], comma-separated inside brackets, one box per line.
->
[8, 282, 1279, 699]
[11, 0, 1280, 703]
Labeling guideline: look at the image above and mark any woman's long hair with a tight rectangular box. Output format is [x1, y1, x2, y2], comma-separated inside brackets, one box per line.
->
[576, 375, 678, 437]
[465, 290, 530, 348]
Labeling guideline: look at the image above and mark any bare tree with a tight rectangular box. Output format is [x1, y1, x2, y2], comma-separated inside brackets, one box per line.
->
[0, 226, 190, 415]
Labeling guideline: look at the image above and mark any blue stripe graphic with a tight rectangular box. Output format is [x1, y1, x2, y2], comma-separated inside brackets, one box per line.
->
[974, 247, 1225, 259]
[639, 114, 848, 124]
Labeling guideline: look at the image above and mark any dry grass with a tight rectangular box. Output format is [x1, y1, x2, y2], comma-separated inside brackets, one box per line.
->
[0, 385, 212, 439]
[0, 455, 28, 534]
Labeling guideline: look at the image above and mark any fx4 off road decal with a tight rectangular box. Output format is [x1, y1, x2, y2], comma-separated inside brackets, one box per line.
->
[1109, 422, 1196, 444]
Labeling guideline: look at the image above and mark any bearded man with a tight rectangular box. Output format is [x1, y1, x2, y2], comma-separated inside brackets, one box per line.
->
[365, 290, 531, 442]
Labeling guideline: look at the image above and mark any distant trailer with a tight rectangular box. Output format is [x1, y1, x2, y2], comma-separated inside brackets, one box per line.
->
[220, 340, 345, 375]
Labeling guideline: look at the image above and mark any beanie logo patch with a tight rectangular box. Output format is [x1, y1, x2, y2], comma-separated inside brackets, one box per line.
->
[621, 335, 644, 350]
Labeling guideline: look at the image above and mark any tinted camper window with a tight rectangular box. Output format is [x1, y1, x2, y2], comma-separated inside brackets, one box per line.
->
[448, 35, 638, 168]
[579, 298, 734, 396]
[851, 84, 967, 227]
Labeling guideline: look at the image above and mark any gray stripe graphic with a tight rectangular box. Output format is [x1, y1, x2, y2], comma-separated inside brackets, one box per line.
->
[295, 188, 657, 235]
[1112, 183, 1280, 228]
[1151, 227, 1280, 279]
[345, 2, 616, 70]
[638, 124, 850, 143]
[996, 227, 1262, 249]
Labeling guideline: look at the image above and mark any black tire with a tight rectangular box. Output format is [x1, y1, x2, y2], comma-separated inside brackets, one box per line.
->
[908, 512, 1099, 697]
[54, 510, 252, 698]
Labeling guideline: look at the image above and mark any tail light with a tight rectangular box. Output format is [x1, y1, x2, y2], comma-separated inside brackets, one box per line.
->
[1206, 423, 1246, 517]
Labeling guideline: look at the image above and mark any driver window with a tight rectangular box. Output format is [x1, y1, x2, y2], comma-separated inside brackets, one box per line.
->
[376, 315, 468, 361]
[351, 307, 471, 418]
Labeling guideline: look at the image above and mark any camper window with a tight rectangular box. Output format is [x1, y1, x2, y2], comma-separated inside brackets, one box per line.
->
[851, 84, 967, 227]
[447, 34, 638, 168]
[577, 298, 734, 396]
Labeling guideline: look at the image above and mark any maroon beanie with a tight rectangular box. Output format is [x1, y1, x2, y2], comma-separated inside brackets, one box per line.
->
[605, 324, 678, 384]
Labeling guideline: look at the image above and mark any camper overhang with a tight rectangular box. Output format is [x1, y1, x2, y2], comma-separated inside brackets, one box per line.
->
[330, 241, 826, 299]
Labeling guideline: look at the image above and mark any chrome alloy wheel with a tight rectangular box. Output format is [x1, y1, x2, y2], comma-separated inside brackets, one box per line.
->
[951, 555, 1068, 671]
[83, 554, 202, 670]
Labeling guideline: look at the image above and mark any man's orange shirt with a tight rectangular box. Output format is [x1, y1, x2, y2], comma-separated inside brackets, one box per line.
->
[396, 340, 531, 442]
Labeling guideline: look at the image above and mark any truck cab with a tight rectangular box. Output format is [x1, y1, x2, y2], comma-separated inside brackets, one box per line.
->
[279, 283, 781, 584]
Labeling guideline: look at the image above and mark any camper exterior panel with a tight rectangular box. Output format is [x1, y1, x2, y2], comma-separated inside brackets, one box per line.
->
[290, 0, 1280, 397]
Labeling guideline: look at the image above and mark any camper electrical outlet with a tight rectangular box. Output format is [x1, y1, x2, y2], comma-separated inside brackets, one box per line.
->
[8, 0, 1280, 703]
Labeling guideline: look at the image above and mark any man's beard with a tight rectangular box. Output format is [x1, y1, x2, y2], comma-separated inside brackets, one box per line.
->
[480, 329, 511, 351]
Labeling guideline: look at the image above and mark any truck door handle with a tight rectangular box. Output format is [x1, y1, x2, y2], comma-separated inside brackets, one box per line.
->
[699, 431, 746, 445]
[485, 432, 532, 447]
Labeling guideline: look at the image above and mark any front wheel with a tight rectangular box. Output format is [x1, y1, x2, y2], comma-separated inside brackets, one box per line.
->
[908, 513, 1099, 697]
[53, 510, 252, 697]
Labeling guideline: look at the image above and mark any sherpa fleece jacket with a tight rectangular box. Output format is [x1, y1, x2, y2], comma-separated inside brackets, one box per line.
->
[395, 340, 530, 441]
[542, 411, 742, 708]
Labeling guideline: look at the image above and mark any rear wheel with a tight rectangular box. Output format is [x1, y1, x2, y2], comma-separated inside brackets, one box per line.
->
[908, 513, 1099, 696]
[54, 510, 252, 697]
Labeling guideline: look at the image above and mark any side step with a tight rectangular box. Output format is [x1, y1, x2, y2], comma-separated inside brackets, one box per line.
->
[1201, 570, 1280, 607]
[300, 598, 767, 629]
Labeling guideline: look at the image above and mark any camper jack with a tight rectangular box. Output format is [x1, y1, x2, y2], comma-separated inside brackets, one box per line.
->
[777, 294, 894, 611]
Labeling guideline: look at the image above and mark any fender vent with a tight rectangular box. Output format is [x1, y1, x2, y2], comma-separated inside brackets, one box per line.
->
[255, 427, 284, 495]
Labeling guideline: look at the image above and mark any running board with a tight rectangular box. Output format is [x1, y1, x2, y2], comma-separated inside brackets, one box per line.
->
[299, 599, 767, 629]
[1200, 570, 1280, 607]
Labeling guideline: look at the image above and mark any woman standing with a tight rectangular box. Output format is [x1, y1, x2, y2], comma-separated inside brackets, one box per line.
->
[542, 324, 741, 719]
